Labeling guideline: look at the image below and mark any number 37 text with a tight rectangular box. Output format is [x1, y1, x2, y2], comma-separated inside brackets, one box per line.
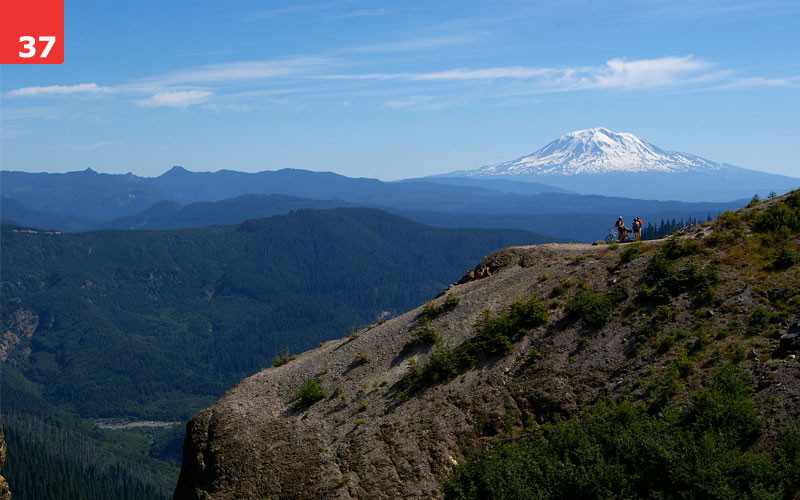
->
[19, 35, 57, 58]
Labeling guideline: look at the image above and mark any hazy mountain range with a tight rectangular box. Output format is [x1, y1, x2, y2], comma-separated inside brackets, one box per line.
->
[1, 168, 753, 243]
[2, 128, 796, 241]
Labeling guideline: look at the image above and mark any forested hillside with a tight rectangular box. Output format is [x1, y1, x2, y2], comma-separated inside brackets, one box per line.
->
[2, 208, 550, 418]
[3, 412, 170, 500]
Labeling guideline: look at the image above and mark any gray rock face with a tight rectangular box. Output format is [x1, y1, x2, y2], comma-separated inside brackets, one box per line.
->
[0, 426, 10, 500]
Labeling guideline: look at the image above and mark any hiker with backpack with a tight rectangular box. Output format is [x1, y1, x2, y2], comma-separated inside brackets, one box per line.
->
[632, 217, 643, 241]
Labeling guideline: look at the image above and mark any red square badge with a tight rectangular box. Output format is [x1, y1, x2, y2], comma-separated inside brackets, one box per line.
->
[0, 0, 64, 64]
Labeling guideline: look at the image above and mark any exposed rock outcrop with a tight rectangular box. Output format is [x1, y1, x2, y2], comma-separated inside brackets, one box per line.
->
[0, 426, 11, 500]
[1, 309, 38, 362]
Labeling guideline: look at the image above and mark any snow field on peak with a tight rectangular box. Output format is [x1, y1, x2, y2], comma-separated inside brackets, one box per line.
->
[471, 128, 727, 177]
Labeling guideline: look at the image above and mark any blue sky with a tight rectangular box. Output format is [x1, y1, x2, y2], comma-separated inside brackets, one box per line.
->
[1, 0, 798, 180]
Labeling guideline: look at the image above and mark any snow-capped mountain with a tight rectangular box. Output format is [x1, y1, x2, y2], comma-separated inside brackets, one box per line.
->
[435, 128, 798, 202]
[469, 127, 730, 177]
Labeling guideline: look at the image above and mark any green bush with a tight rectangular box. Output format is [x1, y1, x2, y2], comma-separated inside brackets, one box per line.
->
[422, 300, 442, 318]
[402, 319, 442, 353]
[443, 365, 794, 500]
[638, 254, 719, 306]
[296, 377, 326, 406]
[422, 293, 461, 319]
[754, 202, 800, 234]
[776, 419, 800, 495]
[272, 348, 297, 367]
[413, 320, 441, 344]
[716, 210, 742, 229]
[680, 364, 762, 448]
[660, 236, 705, 260]
[770, 248, 796, 270]
[788, 189, 800, 210]
[747, 307, 770, 335]
[475, 296, 550, 351]
[629, 321, 660, 354]
[444, 293, 461, 309]
[419, 342, 471, 384]
[564, 282, 629, 328]
[656, 329, 685, 354]
[704, 229, 742, 248]
[620, 241, 646, 263]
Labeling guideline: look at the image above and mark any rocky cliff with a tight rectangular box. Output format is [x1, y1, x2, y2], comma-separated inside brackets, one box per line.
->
[0, 426, 10, 500]
[175, 193, 800, 500]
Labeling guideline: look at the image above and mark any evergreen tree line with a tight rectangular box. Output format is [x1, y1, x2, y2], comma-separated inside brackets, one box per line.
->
[641, 215, 710, 240]
[2, 413, 171, 500]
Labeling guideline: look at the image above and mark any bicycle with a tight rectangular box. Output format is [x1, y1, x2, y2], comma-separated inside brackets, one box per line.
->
[605, 227, 634, 244]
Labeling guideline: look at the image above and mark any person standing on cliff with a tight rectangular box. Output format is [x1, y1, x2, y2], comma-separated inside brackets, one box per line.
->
[615, 216, 626, 242]
[632, 217, 642, 241]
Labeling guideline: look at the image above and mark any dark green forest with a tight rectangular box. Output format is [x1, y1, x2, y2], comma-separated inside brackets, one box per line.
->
[1, 207, 551, 499]
[2, 208, 549, 419]
[3, 412, 176, 500]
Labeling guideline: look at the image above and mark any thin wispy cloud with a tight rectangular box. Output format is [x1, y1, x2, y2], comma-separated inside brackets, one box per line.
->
[325, 57, 733, 91]
[6, 83, 112, 97]
[219, 88, 306, 100]
[58, 140, 117, 150]
[415, 67, 555, 82]
[382, 95, 442, 110]
[715, 76, 800, 89]
[324, 66, 552, 81]
[130, 57, 334, 88]
[0, 107, 65, 120]
[567, 56, 723, 90]
[5, 57, 332, 110]
[345, 35, 473, 54]
[632, 0, 798, 20]
[248, 4, 318, 21]
[137, 90, 213, 108]
[4, 55, 794, 114]
[326, 8, 394, 20]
